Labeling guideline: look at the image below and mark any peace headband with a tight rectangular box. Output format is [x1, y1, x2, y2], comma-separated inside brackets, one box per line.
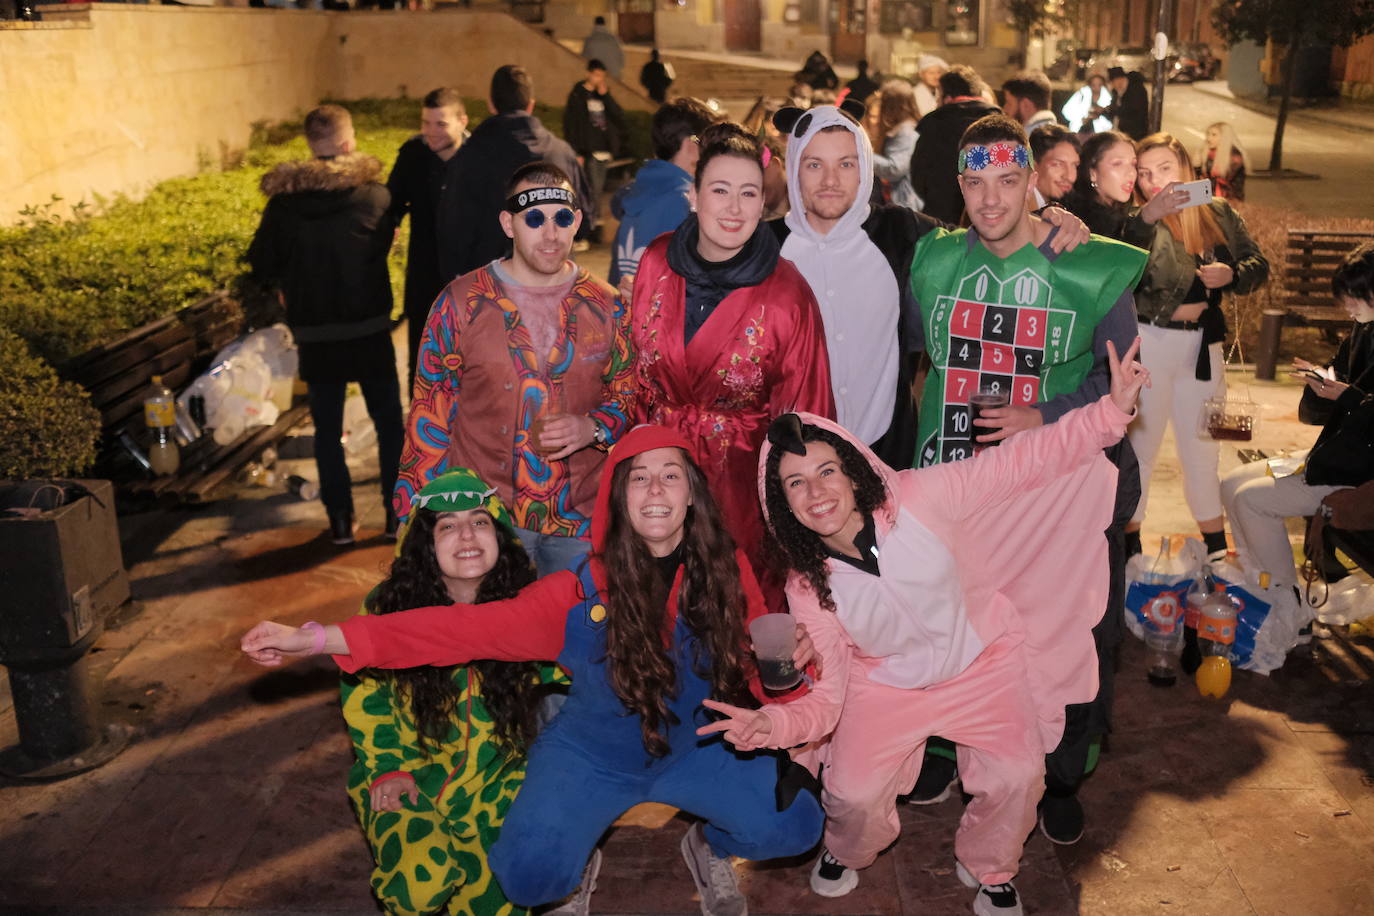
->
[505, 186, 577, 213]
[957, 142, 1033, 174]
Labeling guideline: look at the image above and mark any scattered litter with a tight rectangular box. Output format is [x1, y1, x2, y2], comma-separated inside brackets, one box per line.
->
[1334, 810, 1353, 817]
[1166, 865, 1182, 872]
[1295, 830, 1311, 839]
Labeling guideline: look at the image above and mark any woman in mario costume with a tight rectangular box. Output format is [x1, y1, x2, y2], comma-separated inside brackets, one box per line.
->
[243, 426, 824, 914]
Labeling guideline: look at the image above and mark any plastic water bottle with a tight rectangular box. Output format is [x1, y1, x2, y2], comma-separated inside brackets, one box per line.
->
[1142, 593, 1183, 687]
[1195, 588, 1240, 698]
[1145, 536, 1170, 584]
[144, 375, 181, 476]
[286, 475, 320, 501]
[1182, 570, 1210, 675]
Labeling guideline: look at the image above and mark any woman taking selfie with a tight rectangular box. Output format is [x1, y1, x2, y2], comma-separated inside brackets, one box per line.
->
[1118, 133, 1268, 560]
[243, 426, 823, 915]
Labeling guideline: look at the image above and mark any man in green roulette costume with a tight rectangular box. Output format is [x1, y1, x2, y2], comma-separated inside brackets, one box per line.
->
[906, 113, 1148, 848]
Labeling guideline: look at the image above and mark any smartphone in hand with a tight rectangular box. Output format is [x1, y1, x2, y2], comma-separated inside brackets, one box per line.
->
[1176, 179, 1213, 209]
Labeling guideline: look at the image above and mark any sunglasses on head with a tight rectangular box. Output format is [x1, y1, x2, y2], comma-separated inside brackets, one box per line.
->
[522, 207, 577, 229]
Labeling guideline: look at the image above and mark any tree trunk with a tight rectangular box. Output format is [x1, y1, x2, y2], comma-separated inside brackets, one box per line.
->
[1269, 38, 1302, 172]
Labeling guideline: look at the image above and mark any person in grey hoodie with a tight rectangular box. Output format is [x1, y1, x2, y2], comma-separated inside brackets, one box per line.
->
[608, 97, 717, 292]
[579, 16, 624, 79]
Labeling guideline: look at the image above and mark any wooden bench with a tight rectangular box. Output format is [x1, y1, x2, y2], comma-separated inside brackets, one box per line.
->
[58, 291, 309, 504]
[1256, 229, 1374, 377]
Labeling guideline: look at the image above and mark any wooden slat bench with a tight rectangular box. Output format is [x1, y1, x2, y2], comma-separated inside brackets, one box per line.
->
[1256, 230, 1374, 377]
[58, 291, 309, 504]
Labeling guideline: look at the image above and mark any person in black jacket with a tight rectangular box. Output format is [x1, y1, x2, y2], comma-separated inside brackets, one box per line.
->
[387, 87, 469, 392]
[1100, 67, 1150, 141]
[845, 59, 880, 105]
[564, 60, 626, 244]
[795, 50, 840, 90]
[247, 105, 404, 545]
[435, 65, 589, 283]
[639, 48, 675, 103]
[908, 65, 999, 225]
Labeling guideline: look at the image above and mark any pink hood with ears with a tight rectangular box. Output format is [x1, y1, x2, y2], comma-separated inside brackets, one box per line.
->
[756, 411, 899, 535]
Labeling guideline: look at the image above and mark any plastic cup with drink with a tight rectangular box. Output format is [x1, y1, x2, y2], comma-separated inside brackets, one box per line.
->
[529, 389, 564, 458]
[748, 613, 802, 691]
[969, 383, 1010, 450]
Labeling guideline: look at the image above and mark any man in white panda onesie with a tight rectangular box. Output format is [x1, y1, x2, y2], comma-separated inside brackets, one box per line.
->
[771, 102, 1090, 470]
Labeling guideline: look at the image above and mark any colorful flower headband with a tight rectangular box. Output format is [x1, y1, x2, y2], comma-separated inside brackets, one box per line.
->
[957, 142, 1033, 174]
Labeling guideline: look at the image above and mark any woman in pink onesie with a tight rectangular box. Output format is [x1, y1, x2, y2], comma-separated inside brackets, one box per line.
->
[700, 341, 1148, 916]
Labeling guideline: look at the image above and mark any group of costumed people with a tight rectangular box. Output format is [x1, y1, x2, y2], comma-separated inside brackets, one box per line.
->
[242, 101, 1159, 916]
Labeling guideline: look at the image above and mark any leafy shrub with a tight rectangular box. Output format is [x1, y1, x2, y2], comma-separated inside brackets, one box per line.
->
[0, 327, 100, 479]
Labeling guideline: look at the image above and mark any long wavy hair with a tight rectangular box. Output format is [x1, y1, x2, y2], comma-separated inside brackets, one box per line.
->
[762, 425, 889, 612]
[597, 449, 750, 757]
[366, 509, 541, 757]
[1134, 132, 1227, 256]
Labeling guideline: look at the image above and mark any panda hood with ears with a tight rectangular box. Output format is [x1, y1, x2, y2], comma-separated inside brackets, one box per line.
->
[775, 102, 901, 448]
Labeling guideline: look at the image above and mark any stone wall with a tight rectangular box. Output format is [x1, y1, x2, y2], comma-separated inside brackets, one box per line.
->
[0, 4, 652, 225]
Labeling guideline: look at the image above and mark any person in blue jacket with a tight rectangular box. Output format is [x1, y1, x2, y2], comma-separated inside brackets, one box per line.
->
[609, 98, 718, 291]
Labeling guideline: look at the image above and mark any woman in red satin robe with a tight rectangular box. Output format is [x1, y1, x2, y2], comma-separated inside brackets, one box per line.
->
[628, 122, 835, 586]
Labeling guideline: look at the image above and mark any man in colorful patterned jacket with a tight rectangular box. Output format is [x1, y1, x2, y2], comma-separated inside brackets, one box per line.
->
[398, 160, 635, 576]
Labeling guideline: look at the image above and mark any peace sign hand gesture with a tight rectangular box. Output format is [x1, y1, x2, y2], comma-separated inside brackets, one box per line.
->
[696, 698, 775, 752]
[1107, 336, 1150, 415]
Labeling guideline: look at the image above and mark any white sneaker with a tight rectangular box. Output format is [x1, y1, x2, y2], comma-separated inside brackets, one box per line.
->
[809, 848, 859, 897]
[543, 848, 601, 916]
[680, 822, 747, 916]
[956, 860, 1023, 916]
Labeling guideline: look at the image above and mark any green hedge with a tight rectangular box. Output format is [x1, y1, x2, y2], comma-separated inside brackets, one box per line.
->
[1, 96, 651, 368]
[0, 327, 100, 479]
[0, 95, 650, 479]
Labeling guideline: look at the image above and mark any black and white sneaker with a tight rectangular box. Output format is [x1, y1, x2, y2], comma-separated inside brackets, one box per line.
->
[809, 848, 858, 898]
[956, 860, 1023, 916]
[907, 753, 959, 805]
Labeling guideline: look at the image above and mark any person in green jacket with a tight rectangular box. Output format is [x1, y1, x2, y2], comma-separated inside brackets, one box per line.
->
[341, 469, 563, 916]
[1120, 132, 1269, 561]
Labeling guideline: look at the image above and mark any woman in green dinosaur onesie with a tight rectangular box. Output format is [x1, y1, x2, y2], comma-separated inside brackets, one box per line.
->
[341, 469, 560, 916]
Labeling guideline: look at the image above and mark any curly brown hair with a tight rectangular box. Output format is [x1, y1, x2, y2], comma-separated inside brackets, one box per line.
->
[762, 424, 889, 611]
[366, 509, 542, 757]
[598, 449, 751, 757]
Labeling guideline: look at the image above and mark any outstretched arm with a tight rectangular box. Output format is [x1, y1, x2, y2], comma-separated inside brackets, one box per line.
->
[240, 573, 581, 671]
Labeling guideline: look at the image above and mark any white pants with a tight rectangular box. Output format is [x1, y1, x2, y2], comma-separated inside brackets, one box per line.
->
[1128, 322, 1225, 524]
[1219, 451, 1347, 590]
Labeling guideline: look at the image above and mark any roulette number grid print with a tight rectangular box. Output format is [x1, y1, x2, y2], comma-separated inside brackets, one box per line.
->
[923, 265, 1075, 464]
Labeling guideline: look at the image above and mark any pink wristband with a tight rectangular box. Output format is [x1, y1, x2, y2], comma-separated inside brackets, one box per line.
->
[301, 621, 327, 656]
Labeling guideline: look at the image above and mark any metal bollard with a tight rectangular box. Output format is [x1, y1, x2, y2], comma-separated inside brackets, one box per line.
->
[1255, 309, 1285, 380]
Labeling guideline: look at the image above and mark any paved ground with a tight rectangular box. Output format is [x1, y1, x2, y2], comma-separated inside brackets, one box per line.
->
[1, 313, 1371, 915]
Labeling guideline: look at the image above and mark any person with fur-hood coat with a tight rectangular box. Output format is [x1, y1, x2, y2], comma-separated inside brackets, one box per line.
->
[699, 340, 1150, 916]
[247, 104, 404, 544]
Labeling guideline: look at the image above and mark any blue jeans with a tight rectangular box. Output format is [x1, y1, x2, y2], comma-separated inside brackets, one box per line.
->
[514, 527, 592, 578]
[306, 376, 404, 518]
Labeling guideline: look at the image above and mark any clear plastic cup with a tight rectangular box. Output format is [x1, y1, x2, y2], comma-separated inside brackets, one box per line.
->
[748, 613, 801, 690]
